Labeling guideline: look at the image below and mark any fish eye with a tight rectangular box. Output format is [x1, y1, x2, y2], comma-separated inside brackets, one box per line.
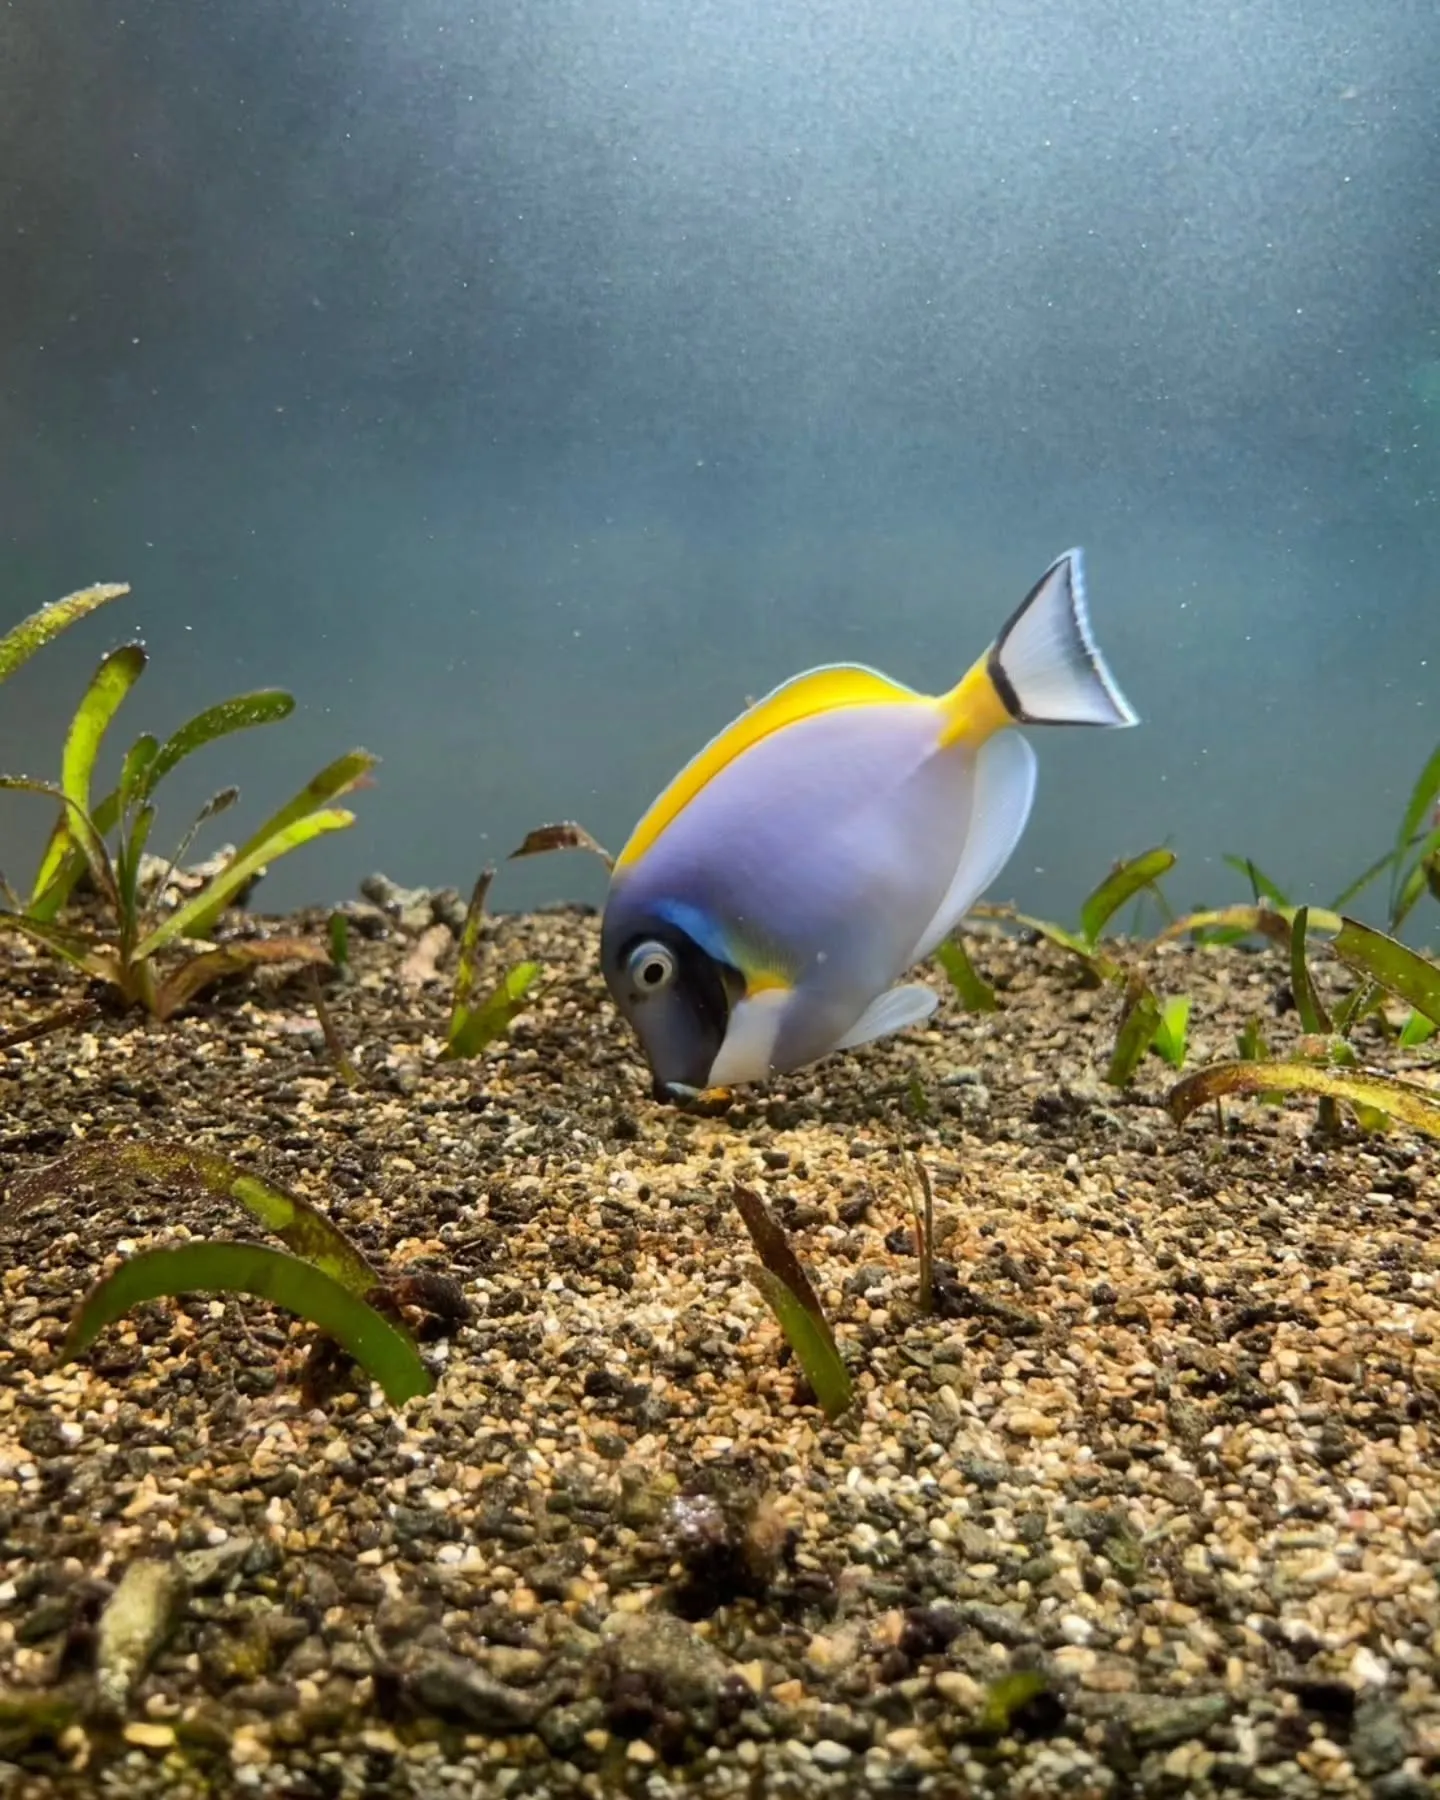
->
[628, 940, 677, 994]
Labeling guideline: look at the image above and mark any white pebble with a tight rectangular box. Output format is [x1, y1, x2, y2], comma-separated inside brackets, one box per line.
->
[812, 1740, 854, 1768]
[1060, 1613, 1094, 1646]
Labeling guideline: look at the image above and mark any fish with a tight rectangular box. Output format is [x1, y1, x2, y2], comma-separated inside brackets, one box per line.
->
[600, 548, 1137, 1099]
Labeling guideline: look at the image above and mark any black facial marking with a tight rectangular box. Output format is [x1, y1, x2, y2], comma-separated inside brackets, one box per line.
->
[618, 928, 736, 1035]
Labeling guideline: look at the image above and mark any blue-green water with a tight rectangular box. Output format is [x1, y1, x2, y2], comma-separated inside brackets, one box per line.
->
[3, 0, 1438, 924]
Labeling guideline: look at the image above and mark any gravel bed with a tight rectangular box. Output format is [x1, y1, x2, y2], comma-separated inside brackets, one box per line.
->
[0, 893, 1436, 1798]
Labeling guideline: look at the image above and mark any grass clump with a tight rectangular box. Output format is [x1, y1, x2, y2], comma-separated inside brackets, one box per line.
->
[964, 846, 1192, 1087]
[1167, 905, 1440, 1140]
[0, 616, 373, 1017]
[1, 1140, 459, 1406]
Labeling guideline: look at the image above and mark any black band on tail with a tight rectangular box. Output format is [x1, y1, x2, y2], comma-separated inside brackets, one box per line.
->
[986, 645, 1026, 722]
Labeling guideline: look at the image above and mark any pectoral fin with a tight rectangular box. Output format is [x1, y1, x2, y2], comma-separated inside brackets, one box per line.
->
[833, 983, 939, 1052]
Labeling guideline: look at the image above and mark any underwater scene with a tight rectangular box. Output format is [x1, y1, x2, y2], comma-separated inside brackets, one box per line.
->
[1, 2, 1439, 1796]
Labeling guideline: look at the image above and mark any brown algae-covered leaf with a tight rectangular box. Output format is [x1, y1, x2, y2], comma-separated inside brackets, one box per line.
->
[1332, 917, 1440, 1028]
[306, 967, 364, 1089]
[1168, 1060, 1440, 1138]
[63, 1242, 432, 1407]
[151, 938, 333, 1022]
[1159, 903, 1342, 947]
[508, 820, 614, 869]
[731, 1184, 832, 1330]
[732, 1184, 852, 1415]
[905, 1150, 937, 1316]
[0, 582, 129, 686]
[2, 1139, 381, 1296]
[0, 999, 102, 1052]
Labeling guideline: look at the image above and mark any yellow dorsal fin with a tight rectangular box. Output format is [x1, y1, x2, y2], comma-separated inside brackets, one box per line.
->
[616, 664, 924, 871]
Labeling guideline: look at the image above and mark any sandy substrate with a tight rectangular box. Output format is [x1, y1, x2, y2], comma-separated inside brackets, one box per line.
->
[0, 893, 1437, 1799]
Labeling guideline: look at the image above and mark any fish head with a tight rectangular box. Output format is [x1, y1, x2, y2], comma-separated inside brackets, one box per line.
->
[601, 895, 744, 1100]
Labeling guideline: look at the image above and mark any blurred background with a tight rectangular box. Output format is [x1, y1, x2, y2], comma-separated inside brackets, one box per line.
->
[2, 0, 1438, 921]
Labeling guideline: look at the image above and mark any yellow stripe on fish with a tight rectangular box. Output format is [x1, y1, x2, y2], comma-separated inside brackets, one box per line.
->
[615, 663, 923, 872]
[615, 656, 1017, 873]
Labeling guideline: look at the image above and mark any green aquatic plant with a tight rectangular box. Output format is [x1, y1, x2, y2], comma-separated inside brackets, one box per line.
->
[957, 846, 1187, 1088]
[1152, 994, 1192, 1068]
[1225, 855, 1291, 909]
[974, 845, 1176, 984]
[933, 936, 997, 1011]
[0, 582, 128, 687]
[0, 635, 372, 1016]
[1104, 977, 1195, 1086]
[1, 1140, 447, 1406]
[441, 866, 542, 1059]
[731, 1183, 852, 1420]
[1331, 916, 1440, 1030]
[969, 1670, 1060, 1741]
[1164, 903, 1440, 1139]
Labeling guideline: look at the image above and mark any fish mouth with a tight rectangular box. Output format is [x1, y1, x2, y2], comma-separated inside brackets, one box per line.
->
[655, 1079, 732, 1109]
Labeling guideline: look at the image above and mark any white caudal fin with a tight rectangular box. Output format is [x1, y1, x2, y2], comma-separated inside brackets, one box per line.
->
[908, 730, 1037, 965]
[991, 549, 1138, 729]
[833, 983, 939, 1052]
